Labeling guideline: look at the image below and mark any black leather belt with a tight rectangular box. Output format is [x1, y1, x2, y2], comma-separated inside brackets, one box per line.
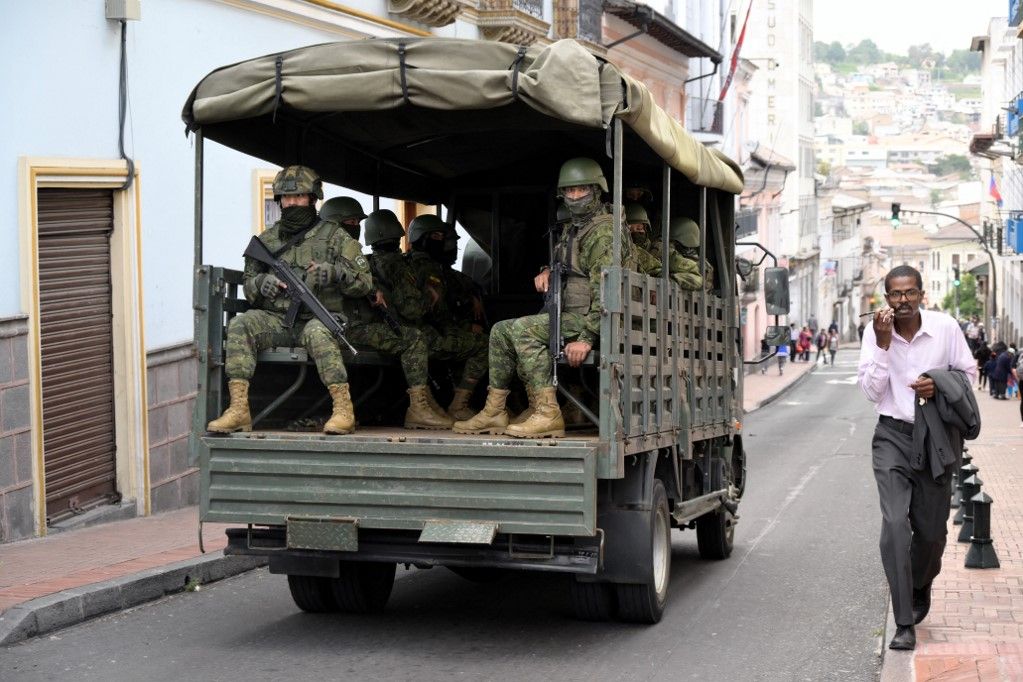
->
[879, 415, 914, 435]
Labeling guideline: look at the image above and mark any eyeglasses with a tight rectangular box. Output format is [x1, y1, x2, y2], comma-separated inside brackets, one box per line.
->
[885, 289, 922, 301]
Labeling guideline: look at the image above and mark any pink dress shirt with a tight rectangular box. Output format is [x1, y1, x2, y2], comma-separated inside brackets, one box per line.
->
[858, 309, 977, 423]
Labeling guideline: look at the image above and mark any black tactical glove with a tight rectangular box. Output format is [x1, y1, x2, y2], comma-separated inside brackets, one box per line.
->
[258, 274, 285, 300]
[305, 262, 336, 288]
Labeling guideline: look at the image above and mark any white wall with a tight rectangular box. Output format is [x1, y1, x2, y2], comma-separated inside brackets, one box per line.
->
[1, 0, 428, 348]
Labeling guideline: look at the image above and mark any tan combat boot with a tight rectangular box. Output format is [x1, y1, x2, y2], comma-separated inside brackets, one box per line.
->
[508, 386, 536, 426]
[505, 387, 565, 439]
[406, 385, 456, 429]
[446, 388, 476, 421]
[207, 379, 252, 433]
[452, 387, 510, 435]
[324, 383, 356, 435]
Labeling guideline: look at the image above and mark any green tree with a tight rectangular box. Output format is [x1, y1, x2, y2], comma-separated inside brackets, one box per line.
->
[946, 49, 981, 77]
[908, 43, 936, 68]
[826, 41, 846, 63]
[930, 189, 942, 208]
[848, 39, 882, 64]
[926, 154, 973, 179]
[853, 121, 870, 135]
[941, 272, 981, 318]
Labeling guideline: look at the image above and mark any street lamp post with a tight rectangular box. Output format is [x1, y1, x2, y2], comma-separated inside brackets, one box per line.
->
[892, 205, 999, 337]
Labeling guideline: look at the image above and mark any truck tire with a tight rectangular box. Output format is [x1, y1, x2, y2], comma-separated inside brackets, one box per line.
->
[330, 561, 396, 613]
[570, 579, 616, 621]
[696, 507, 735, 560]
[287, 575, 339, 613]
[615, 479, 671, 624]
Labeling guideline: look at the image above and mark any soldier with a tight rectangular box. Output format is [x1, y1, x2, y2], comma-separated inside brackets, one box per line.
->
[671, 217, 715, 290]
[320, 196, 366, 241]
[406, 214, 489, 420]
[454, 157, 632, 438]
[648, 218, 703, 290]
[345, 208, 453, 429]
[625, 202, 663, 277]
[207, 165, 372, 435]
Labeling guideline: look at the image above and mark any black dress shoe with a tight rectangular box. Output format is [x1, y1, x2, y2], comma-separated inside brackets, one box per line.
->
[913, 585, 932, 624]
[889, 625, 916, 650]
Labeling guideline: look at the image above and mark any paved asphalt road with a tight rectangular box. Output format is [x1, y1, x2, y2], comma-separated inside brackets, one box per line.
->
[3, 350, 888, 681]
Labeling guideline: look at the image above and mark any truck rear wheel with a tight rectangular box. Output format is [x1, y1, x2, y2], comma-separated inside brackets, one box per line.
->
[287, 575, 339, 613]
[615, 479, 671, 624]
[696, 507, 735, 560]
[330, 561, 396, 613]
[570, 579, 616, 621]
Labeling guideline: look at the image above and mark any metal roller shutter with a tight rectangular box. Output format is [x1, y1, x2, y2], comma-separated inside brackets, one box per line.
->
[37, 188, 118, 519]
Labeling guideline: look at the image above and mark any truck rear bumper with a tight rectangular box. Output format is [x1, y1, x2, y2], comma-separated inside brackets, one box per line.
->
[226, 526, 602, 575]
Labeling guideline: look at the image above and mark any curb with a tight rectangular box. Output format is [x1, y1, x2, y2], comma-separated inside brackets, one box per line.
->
[744, 363, 818, 414]
[879, 588, 914, 681]
[0, 551, 267, 646]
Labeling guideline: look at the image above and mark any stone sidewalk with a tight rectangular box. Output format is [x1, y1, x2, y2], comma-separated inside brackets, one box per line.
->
[882, 389, 1023, 681]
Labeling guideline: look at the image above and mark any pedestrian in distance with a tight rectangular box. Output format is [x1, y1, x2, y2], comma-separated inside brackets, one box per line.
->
[857, 321, 865, 342]
[974, 341, 991, 390]
[990, 342, 1012, 400]
[799, 326, 813, 362]
[815, 329, 829, 365]
[984, 350, 998, 397]
[828, 329, 839, 365]
[775, 341, 788, 374]
[789, 323, 799, 363]
[857, 265, 978, 651]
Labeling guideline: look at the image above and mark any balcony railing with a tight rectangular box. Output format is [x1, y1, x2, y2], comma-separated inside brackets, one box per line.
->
[686, 96, 724, 135]
[736, 208, 758, 239]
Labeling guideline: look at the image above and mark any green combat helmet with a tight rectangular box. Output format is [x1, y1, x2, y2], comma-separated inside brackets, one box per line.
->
[408, 214, 448, 245]
[364, 209, 406, 246]
[625, 202, 651, 227]
[272, 165, 323, 201]
[669, 217, 701, 248]
[557, 157, 608, 193]
[320, 196, 367, 223]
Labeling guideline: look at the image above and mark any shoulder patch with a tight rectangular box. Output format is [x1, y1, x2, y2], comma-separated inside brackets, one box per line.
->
[354, 255, 368, 269]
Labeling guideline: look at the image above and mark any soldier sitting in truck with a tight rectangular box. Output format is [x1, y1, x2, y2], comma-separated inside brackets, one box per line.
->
[341, 208, 455, 430]
[625, 202, 663, 278]
[405, 214, 489, 421]
[453, 157, 633, 438]
[206, 165, 373, 435]
[646, 217, 703, 290]
[670, 217, 715, 291]
[319, 195, 366, 241]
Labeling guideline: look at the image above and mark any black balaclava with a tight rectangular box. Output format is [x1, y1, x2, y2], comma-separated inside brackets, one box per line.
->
[373, 238, 401, 253]
[563, 185, 603, 224]
[279, 198, 318, 236]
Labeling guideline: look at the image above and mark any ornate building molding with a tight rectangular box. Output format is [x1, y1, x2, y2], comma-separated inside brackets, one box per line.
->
[387, 0, 463, 27]
[475, 0, 551, 45]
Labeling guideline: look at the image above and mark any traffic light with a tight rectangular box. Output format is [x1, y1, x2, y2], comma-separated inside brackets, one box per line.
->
[953, 266, 961, 287]
[890, 202, 901, 228]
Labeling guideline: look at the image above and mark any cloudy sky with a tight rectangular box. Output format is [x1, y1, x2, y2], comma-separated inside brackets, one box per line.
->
[813, 0, 1007, 55]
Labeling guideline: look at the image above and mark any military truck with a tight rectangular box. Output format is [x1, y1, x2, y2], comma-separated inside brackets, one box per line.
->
[183, 38, 789, 624]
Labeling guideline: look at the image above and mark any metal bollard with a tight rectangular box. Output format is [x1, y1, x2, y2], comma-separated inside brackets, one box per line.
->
[951, 469, 961, 509]
[957, 474, 982, 543]
[965, 491, 1000, 569]
[954, 462, 979, 524]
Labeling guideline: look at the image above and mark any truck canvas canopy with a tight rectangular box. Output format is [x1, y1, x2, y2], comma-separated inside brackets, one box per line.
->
[182, 38, 743, 207]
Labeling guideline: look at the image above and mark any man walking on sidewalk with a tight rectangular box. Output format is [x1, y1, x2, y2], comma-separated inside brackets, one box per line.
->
[857, 265, 977, 651]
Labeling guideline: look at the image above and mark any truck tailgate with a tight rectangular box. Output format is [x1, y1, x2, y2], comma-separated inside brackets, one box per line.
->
[201, 430, 599, 537]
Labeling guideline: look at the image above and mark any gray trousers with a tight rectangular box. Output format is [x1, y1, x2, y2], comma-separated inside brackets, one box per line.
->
[871, 419, 953, 626]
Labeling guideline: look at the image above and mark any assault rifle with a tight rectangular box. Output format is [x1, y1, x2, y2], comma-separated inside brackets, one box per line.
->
[243, 236, 358, 356]
[366, 259, 404, 337]
[544, 261, 566, 387]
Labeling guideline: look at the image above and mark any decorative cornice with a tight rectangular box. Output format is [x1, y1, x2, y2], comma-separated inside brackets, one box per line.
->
[476, 0, 551, 45]
[388, 0, 464, 27]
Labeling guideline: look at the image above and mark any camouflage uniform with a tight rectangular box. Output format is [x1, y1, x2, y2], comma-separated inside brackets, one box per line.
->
[647, 241, 704, 290]
[225, 218, 372, 386]
[679, 246, 715, 290]
[631, 232, 664, 278]
[407, 251, 489, 391]
[488, 204, 632, 391]
[340, 250, 430, 387]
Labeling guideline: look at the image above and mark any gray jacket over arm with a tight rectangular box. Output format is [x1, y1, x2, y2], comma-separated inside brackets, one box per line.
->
[912, 368, 981, 482]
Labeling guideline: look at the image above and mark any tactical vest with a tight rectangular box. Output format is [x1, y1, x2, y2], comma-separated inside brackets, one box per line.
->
[258, 219, 350, 316]
[555, 213, 608, 315]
